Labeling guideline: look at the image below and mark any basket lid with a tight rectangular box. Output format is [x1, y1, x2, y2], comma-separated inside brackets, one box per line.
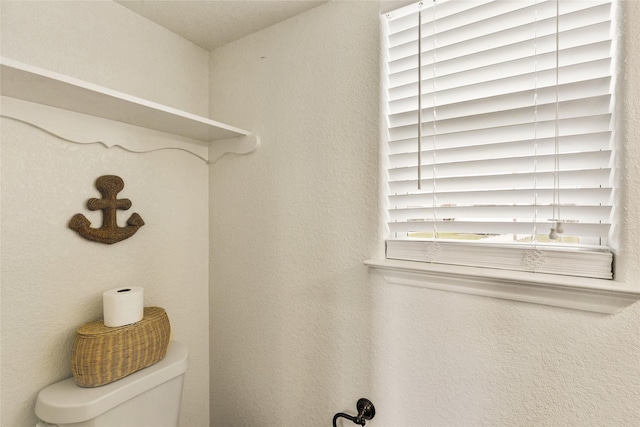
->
[76, 306, 167, 337]
[35, 341, 188, 424]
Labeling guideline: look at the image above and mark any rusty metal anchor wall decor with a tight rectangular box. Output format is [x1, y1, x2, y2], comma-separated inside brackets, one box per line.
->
[69, 175, 145, 244]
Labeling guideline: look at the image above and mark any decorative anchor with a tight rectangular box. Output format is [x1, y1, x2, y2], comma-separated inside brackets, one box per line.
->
[69, 175, 145, 244]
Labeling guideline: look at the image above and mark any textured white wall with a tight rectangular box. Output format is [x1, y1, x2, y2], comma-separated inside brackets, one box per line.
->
[0, 2, 210, 426]
[0, 0, 209, 116]
[615, 0, 640, 283]
[208, 1, 380, 425]
[209, 1, 640, 426]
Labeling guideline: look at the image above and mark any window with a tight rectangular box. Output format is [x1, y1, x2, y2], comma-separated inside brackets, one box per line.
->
[381, 0, 616, 280]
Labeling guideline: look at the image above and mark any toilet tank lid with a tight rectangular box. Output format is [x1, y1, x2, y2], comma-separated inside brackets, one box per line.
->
[35, 340, 188, 424]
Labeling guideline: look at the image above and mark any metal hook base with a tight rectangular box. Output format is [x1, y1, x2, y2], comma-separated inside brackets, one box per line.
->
[356, 398, 375, 421]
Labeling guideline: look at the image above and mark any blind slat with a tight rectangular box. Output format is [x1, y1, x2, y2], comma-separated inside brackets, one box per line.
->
[388, 151, 612, 182]
[389, 114, 612, 145]
[389, 131, 611, 157]
[389, 95, 611, 135]
[388, 57, 612, 105]
[389, 145, 612, 169]
[389, 77, 612, 124]
[388, 205, 611, 223]
[389, 187, 612, 208]
[388, 168, 613, 195]
[387, 220, 610, 238]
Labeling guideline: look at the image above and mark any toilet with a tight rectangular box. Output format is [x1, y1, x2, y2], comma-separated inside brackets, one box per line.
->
[35, 341, 189, 427]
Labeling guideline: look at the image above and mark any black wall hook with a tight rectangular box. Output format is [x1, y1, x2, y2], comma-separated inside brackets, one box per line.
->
[333, 398, 375, 426]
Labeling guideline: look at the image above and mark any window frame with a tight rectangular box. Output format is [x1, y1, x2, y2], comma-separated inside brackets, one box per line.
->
[367, 0, 640, 313]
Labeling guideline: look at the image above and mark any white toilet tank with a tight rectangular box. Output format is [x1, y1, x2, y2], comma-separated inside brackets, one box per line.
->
[35, 341, 189, 427]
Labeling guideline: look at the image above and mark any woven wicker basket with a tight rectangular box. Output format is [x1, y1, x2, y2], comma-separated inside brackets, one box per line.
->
[71, 306, 171, 387]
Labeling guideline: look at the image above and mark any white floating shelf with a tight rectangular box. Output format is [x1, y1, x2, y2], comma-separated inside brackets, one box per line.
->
[0, 57, 259, 162]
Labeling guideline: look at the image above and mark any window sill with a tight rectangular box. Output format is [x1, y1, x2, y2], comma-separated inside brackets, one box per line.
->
[365, 258, 640, 314]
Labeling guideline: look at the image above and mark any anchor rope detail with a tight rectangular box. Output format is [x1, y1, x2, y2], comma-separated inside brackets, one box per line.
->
[69, 175, 145, 244]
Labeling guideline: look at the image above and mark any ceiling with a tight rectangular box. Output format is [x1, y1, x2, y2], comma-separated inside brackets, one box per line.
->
[116, 0, 329, 51]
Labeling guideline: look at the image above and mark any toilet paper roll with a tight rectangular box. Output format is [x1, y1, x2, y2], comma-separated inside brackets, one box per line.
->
[103, 286, 144, 327]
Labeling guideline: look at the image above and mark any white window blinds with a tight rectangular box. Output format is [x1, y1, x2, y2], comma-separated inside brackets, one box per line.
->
[383, 0, 616, 279]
